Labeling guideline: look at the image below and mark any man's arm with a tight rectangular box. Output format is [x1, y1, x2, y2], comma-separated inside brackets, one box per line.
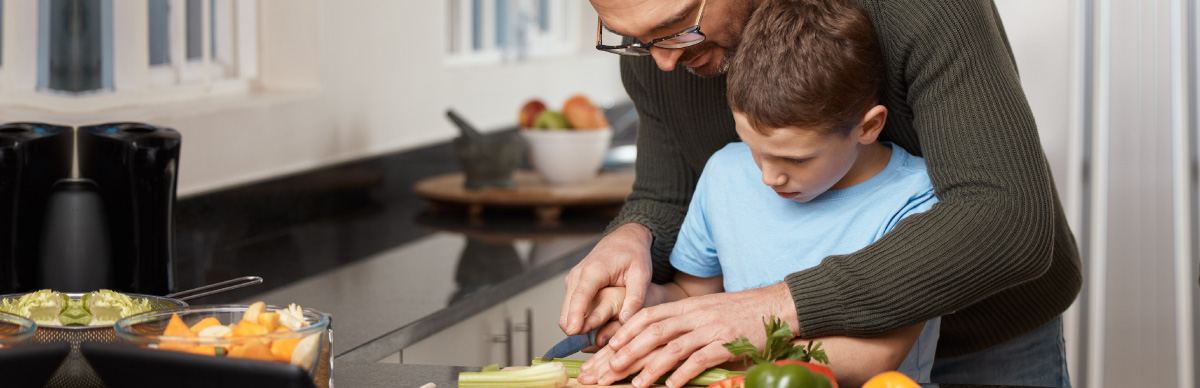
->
[604, 56, 703, 284]
[787, 0, 1068, 339]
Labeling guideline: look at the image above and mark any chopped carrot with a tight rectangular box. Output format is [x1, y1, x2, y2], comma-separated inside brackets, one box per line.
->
[232, 320, 268, 338]
[257, 312, 280, 332]
[270, 338, 300, 363]
[163, 313, 195, 338]
[228, 341, 274, 362]
[189, 317, 221, 334]
[158, 340, 210, 356]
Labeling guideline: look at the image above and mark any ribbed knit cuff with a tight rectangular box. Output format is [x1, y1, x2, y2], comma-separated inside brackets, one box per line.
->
[607, 206, 680, 285]
[785, 265, 850, 338]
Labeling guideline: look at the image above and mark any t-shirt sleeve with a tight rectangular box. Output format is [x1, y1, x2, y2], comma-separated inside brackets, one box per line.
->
[669, 164, 722, 278]
[882, 185, 938, 234]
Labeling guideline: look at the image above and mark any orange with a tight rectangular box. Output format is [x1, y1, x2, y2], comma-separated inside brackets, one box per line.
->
[862, 371, 920, 388]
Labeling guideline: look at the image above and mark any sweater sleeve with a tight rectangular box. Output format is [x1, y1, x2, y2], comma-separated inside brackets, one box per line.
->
[787, 0, 1057, 338]
[605, 56, 702, 284]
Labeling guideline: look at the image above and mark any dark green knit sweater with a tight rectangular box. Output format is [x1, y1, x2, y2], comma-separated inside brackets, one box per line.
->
[608, 0, 1082, 358]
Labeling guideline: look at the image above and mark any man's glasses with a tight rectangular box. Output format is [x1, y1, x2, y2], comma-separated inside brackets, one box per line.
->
[595, 0, 708, 56]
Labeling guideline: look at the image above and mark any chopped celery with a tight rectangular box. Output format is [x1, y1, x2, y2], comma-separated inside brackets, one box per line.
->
[458, 361, 568, 388]
[532, 357, 746, 386]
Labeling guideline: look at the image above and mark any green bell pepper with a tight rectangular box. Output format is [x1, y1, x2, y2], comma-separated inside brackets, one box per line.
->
[744, 362, 833, 388]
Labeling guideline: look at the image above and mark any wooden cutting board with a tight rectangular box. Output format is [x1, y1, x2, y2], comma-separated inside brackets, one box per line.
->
[563, 377, 649, 387]
[498, 367, 661, 387]
[414, 170, 634, 223]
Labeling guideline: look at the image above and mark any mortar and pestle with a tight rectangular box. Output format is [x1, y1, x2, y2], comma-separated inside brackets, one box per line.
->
[446, 109, 525, 189]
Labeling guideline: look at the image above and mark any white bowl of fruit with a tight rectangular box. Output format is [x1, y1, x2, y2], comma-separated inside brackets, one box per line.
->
[518, 95, 613, 185]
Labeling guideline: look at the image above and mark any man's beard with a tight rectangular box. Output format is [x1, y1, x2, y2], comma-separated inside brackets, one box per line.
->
[683, 45, 736, 77]
[681, 0, 750, 78]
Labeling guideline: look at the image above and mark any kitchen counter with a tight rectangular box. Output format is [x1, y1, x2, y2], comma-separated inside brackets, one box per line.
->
[331, 362, 1054, 388]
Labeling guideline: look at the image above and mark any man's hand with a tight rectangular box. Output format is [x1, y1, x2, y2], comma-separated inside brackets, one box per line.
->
[578, 282, 798, 388]
[559, 223, 654, 335]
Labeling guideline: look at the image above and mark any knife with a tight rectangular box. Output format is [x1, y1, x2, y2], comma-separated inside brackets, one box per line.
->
[542, 329, 599, 359]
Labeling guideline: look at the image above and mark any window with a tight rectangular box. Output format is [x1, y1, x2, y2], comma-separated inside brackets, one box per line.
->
[38, 0, 112, 94]
[446, 0, 582, 65]
[147, 0, 243, 88]
[0, 0, 258, 108]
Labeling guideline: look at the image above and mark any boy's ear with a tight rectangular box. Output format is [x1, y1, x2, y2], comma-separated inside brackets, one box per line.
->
[855, 105, 888, 144]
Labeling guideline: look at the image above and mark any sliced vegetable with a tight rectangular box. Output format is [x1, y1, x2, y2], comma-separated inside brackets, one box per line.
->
[531, 358, 745, 386]
[458, 361, 568, 388]
[278, 303, 307, 330]
[243, 301, 266, 323]
[290, 334, 321, 368]
[85, 290, 152, 326]
[231, 320, 269, 337]
[190, 317, 222, 334]
[228, 341, 275, 362]
[59, 300, 92, 326]
[257, 312, 280, 332]
[0, 290, 67, 326]
[270, 337, 301, 363]
[197, 324, 232, 338]
[163, 313, 195, 338]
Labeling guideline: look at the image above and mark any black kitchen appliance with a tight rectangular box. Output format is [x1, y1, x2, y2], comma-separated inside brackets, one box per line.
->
[0, 122, 181, 294]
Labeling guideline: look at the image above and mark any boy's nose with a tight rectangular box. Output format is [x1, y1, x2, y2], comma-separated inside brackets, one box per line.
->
[762, 168, 787, 187]
[650, 47, 683, 71]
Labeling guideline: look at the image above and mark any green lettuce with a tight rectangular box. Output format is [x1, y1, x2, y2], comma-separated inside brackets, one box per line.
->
[84, 290, 152, 326]
[0, 290, 68, 325]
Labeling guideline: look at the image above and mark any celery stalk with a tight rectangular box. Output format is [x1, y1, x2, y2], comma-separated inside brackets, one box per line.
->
[531, 357, 745, 386]
[458, 361, 568, 388]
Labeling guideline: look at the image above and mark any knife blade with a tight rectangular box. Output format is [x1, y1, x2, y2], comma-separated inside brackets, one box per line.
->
[542, 329, 599, 359]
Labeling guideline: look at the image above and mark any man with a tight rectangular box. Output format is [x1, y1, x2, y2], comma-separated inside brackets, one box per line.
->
[560, 1, 1081, 387]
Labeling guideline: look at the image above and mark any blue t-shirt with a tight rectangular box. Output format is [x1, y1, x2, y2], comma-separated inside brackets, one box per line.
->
[669, 142, 941, 382]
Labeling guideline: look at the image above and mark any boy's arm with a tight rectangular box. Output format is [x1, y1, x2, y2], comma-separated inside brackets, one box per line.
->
[803, 322, 925, 388]
[647, 273, 724, 306]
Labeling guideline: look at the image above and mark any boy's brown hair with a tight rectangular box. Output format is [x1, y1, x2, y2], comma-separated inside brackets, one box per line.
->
[727, 0, 884, 136]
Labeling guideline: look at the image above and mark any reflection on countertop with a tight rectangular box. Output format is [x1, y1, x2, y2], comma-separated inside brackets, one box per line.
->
[169, 105, 635, 363]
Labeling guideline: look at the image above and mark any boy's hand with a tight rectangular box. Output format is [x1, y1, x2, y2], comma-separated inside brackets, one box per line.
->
[581, 287, 627, 352]
[560, 223, 654, 335]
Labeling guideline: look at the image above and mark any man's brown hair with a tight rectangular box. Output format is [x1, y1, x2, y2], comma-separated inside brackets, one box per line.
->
[727, 0, 883, 136]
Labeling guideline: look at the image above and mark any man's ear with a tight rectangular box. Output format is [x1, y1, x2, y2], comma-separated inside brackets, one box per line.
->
[856, 105, 888, 144]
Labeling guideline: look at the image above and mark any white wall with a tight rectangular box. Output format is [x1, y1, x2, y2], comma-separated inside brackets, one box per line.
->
[45, 1, 627, 197]
[997, 1, 1200, 388]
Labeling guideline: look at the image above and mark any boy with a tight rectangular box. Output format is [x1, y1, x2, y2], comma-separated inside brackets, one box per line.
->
[579, 0, 940, 385]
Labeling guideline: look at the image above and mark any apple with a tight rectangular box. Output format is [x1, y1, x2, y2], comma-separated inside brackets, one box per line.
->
[518, 99, 548, 128]
[562, 95, 609, 130]
[532, 110, 571, 130]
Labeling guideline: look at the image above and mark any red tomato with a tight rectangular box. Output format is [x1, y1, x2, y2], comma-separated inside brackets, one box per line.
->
[773, 360, 838, 388]
[706, 375, 745, 388]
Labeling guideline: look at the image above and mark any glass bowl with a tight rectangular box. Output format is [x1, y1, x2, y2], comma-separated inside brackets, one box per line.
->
[0, 311, 36, 349]
[113, 304, 332, 387]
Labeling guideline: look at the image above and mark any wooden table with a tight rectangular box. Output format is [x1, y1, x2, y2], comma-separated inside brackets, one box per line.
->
[413, 170, 634, 224]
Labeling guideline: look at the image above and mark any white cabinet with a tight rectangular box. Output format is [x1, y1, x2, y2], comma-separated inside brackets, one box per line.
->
[394, 268, 587, 367]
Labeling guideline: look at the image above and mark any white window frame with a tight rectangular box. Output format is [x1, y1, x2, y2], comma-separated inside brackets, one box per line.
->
[445, 0, 582, 67]
[0, 0, 259, 112]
